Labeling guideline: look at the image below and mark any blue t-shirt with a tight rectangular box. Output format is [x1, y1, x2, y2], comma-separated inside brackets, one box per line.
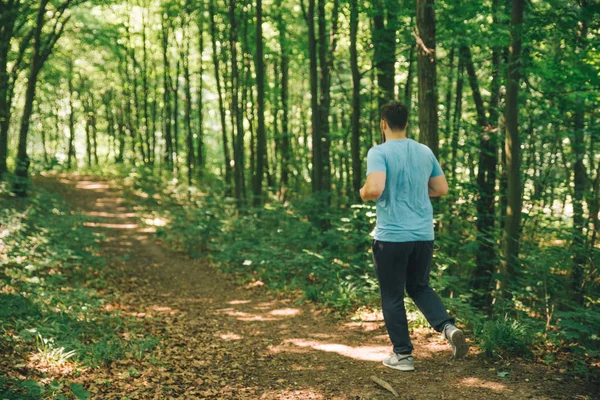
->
[366, 139, 443, 242]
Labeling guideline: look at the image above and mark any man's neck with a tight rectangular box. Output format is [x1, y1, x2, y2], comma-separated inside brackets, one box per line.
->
[385, 131, 408, 140]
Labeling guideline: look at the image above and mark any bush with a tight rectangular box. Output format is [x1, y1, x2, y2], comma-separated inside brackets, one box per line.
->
[477, 316, 535, 359]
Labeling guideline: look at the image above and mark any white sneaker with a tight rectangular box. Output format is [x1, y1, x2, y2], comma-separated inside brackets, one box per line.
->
[382, 353, 414, 371]
[443, 324, 469, 359]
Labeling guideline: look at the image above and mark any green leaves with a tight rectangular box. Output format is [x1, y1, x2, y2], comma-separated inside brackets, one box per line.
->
[69, 383, 91, 400]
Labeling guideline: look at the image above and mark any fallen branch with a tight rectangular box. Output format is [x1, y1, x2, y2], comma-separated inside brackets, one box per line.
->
[370, 375, 399, 397]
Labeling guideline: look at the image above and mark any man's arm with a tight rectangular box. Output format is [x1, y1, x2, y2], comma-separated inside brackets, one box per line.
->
[360, 172, 386, 201]
[428, 174, 449, 197]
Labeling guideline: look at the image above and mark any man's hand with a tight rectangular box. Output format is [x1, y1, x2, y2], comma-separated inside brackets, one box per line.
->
[360, 172, 386, 201]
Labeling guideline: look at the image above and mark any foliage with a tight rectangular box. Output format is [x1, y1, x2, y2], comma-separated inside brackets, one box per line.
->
[0, 178, 158, 398]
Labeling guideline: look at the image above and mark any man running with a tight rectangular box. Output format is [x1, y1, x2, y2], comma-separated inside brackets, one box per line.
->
[360, 101, 469, 372]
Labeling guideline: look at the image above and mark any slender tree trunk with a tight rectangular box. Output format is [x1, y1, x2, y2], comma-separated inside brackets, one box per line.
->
[372, 0, 399, 109]
[14, 0, 48, 196]
[0, 0, 17, 178]
[461, 45, 499, 306]
[416, 0, 439, 157]
[173, 56, 180, 171]
[571, 0, 590, 303]
[498, 0, 525, 298]
[450, 58, 463, 180]
[67, 63, 77, 169]
[210, 0, 232, 190]
[196, 8, 205, 176]
[181, 19, 194, 187]
[277, 1, 290, 192]
[443, 46, 455, 149]
[161, 16, 173, 167]
[350, 0, 361, 199]
[404, 42, 415, 138]
[141, 7, 151, 163]
[85, 94, 92, 168]
[229, 0, 246, 206]
[253, 0, 266, 205]
[317, 0, 338, 195]
[303, 0, 322, 193]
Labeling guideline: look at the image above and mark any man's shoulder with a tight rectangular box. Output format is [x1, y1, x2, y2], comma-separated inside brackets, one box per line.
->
[368, 144, 387, 156]
[412, 140, 433, 153]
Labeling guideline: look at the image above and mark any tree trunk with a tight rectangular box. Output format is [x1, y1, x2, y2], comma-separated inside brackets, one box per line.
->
[14, 0, 48, 196]
[350, 0, 361, 199]
[67, 63, 76, 169]
[498, 0, 525, 297]
[372, 0, 399, 109]
[461, 45, 499, 306]
[317, 0, 338, 195]
[196, 9, 205, 176]
[449, 58, 463, 180]
[181, 21, 194, 187]
[210, 0, 232, 191]
[0, 0, 18, 177]
[229, 0, 246, 207]
[253, 0, 266, 205]
[304, 0, 322, 193]
[416, 0, 439, 157]
[277, 1, 290, 192]
[161, 16, 173, 167]
[141, 7, 151, 163]
[571, 0, 590, 303]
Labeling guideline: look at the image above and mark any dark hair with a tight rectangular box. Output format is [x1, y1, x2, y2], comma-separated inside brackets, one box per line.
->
[380, 101, 408, 131]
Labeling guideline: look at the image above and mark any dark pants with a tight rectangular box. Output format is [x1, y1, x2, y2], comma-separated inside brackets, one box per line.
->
[372, 239, 454, 355]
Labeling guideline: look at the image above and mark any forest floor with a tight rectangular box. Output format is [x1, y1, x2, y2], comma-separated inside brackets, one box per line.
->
[37, 173, 598, 400]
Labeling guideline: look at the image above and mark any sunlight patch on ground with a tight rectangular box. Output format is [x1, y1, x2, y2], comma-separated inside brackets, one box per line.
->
[254, 301, 278, 309]
[283, 339, 389, 362]
[142, 217, 168, 227]
[227, 300, 252, 305]
[84, 222, 139, 229]
[218, 332, 243, 340]
[342, 321, 382, 332]
[458, 377, 511, 392]
[269, 308, 301, 317]
[86, 211, 137, 218]
[75, 181, 110, 190]
[260, 389, 324, 399]
[218, 309, 279, 321]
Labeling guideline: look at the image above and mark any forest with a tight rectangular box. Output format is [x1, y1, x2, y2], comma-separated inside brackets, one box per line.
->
[1, 0, 599, 398]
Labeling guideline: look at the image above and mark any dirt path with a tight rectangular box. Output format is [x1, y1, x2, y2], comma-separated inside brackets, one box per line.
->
[40, 174, 596, 400]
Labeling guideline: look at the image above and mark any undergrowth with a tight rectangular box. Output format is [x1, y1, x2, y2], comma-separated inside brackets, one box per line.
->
[0, 176, 158, 399]
[110, 167, 600, 382]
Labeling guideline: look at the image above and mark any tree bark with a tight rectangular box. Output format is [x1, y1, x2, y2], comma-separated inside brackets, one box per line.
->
[14, 0, 48, 196]
[67, 61, 76, 169]
[253, 0, 266, 205]
[0, 0, 18, 177]
[277, 0, 290, 192]
[161, 15, 173, 167]
[415, 0, 439, 157]
[210, 0, 232, 191]
[350, 0, 361, 199]
[303, 0, 322, 193]
[229, 0, 246, 206]
[196, 7, 205, 176]
[498, 0, 525, 297]
[181, 20, 194, 187]
[372, 0, 399, 109]
[571, 0, 590, 303]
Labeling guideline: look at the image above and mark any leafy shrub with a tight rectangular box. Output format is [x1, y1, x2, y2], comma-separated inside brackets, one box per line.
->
[477, 316, 535, 359]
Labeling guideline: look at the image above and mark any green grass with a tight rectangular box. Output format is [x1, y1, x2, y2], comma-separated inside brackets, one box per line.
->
[0, 177, 158, 399]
